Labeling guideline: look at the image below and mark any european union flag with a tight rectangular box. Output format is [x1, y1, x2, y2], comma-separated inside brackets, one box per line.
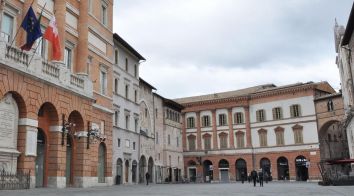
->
[20, 6, 42, 51]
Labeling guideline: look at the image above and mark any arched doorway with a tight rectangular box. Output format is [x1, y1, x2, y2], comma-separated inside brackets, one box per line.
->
[148, 157, 154, 183]
[295, 155, 309, 181]
[125, 160, 130, 183]
[116, 158, 123, 185]
[203, 160, 213, 182]
[66, 136, 74, 186]
[277, 157, 289, 180]
[139, 156, 146, 183]
[218, 159, 229, 183]
[132, 160, 137, 183]
[235, 159, 247, 181]
[260, 158, 271, 177]
[35, 129, 46, 188]
[98, 143, 106, 183]
[187, 160, 197, 182]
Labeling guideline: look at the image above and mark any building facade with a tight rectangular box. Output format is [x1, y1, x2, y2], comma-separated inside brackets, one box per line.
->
[0, 0, 114, 188]
[175, 82, 335, 182]
[112, 34, 145, 185]
[334, 3, 354, 169]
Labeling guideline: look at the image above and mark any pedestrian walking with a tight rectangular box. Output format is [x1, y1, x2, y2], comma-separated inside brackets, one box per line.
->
[145, 172, 150, 186]
[258, 170, 264, 187]
[241, 171, 245, 184]
[251, 170, 258, 187]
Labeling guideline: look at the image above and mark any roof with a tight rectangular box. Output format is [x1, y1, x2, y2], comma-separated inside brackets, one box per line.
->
[342, 2, 354, 46]
[139, 78, 157, 90]
[153, 92, 184, 111]
[113, 33, 146, 61]
[314, 92, 342, 101]
[174, 82, 335, 105]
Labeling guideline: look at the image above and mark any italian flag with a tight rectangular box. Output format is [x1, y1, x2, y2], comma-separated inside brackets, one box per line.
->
[44, 16, 61, 61]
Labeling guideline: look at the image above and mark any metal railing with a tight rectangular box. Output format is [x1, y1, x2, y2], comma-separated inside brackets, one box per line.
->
[0, 169, 30, 190]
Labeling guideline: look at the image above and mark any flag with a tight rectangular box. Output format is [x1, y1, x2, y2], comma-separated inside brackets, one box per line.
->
[20, 6, 42, 51]
[44, 16, 61, 60]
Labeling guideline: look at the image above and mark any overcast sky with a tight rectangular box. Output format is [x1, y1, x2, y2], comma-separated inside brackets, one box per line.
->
[113, 0, 353, 99]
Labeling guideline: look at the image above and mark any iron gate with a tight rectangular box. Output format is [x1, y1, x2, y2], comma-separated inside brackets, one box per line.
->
[0, 169, 30, 190]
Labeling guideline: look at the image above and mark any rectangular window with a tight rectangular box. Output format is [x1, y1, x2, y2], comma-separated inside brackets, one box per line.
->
[256, 110, 266, 122]
[272, 107, 283, 120]
[188, 136, 196, 151]
[186, 117, 195, 128]
[218, 114, 227, 126]
[134, 118, 138, 132]
[168, 135, 171, 145]
[125, 85, 129, 99]
[1, 13, 14, 42]
[204, 136, 211, 150]
[219, 134, 228, 149]
[294, 129, 303, 144]
[259, 132, 267, 147]
[101, 1, 108, 25]
[134, 90, 138, 103]
[118, 138, 121, 147]
[64, 47, 72, 70]
[290, 105, 301, 118]
[114, 79, 118, 94]
[125, 139, 130, 148]
[275, 131, 284, 146]
[125, 115, 129, 130]
[114, 111, 118, 126]
[236, 133, 245, 148]
[133, 142, 136, 150]
[156, 108, 158, 118]
[114, 49, 118, 64]
[176, 136, 179, 147]
[201, 115, 210, 127]
[100, 70, 107, 95]
[125, 58, 128, 71]
[235, 112, 244, 124]
[134, 64, 138, 77]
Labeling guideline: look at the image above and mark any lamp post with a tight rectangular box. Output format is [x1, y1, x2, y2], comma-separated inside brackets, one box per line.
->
[61, 114, 75, 146]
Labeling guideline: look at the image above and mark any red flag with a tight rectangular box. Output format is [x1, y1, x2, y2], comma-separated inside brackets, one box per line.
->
[44, 16, 61, 60]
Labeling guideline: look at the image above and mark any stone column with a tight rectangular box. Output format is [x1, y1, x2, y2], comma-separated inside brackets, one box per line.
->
[54, 0, 66, 62]
[76, 0, 89, 74]
[227, 108, 235, 148]
[181, 113, 187, 151]
[196, 111, 201, 150]
[244, 106, 252, 147]
[211, 110, 218, 150]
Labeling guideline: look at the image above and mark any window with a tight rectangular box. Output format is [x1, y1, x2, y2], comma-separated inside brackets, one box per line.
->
[100, 70, 107, 95]
[64, 47, 72, 70]
[272, 107, 283, 120]
[114, 49, 118, 64]
[134, 64, 138, 77]
[1, 13, 14, 42]
[125, 58, 128, 71]
[203, 134, 211, 150]
[133, 142, 136, 150]
[134, 90, 138, 103]
[125, 139, 130, 148]
[327, 100, 334, 111]
[158, 153, 161, 160]
[176, 136, 179, 147]
[118, 138, 121, 147]
[258, 129, 267, 147]
[168, 135, 171, 145]
[219, 133, 228, 149]
[290, 104, 301, 118]
[156, 132, 159, 144]
[134, 118, 138, 132]
[114, 111, 119, 126]
[234, 112, 244, 124]
[125, 115, 130, 130]
[88, 0, 93, 13]
[256, 109, 266, 122]
[293, 125, 304, 144]
[145, 108, 148, 117]
[218, 114, 227, 126]
[125, 85, 129, 99]
[188, 135, 196, 151]
[275, 127, 284, 146]
[155, 108, 158, 118]
[101, 1, 108, 25]
[114, 78, 118, 94]
[201, 115, 210, 127]
[166, 109, 170, 119]
[186, 117, 195, 128]
[236, 132, 245, 148]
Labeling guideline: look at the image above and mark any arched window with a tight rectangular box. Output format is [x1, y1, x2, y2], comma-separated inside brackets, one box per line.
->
[219, 132, 228, 149]
[188, 135, 196, 151]
[258, 129, 267, 147]
[274, 126, 285, 146]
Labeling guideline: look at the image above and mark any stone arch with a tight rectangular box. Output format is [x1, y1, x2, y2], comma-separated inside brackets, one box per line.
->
[277, 156, 289, 180]
[68, 110, 85, 132]
[148, 157, 154, 183]
[235, 158, 247, 181]
[203, 160, 213, 182]
[3, 91, 27, 118]
[139, 155, 147, 183]
[98, 142, 107, 183]
[259, 157, 271, 176]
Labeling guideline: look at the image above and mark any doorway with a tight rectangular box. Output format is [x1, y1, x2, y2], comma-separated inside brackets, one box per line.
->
[35, 129, 46, 188]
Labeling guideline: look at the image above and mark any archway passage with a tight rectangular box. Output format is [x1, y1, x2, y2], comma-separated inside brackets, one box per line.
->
[277, 157, 289, 180]
[139, 156, 146, 183]
[236, 159, 247, 181]
[35, 129, 46, 188]
[203, 160, 213, 182]
[125, 160, 129, 183]
[98, 143, 106, 183]
[116, 158, 123, 185]
[260, 158, 271, 178]
[218, 159, 229, 183]
[295, 155, 308, 181]
[132, 160, 137, 183]
[66, 136, 73, 186]
[148, 157, 154, 183]
[187, 160, 197, 182]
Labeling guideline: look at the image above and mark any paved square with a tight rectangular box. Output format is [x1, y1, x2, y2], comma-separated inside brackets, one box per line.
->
[1, 182, 354, 196]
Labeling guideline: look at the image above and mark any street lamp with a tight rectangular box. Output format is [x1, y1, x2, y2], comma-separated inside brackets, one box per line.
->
[61, 114, 75, 146]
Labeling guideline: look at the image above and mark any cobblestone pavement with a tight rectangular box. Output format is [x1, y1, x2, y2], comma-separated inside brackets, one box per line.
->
[1, 182, 354, 196]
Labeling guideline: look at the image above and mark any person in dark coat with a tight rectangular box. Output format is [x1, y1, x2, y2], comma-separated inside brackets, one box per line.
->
[251, 170, 258, 187]
[258, 170, 264, 187]
[145, 172, 150, 185]
[264, 172, 269, 183]
[241, 171, 245, 184]
[248, 173, 251, 183]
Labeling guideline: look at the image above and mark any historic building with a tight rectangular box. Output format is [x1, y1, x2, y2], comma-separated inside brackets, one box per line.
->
[334, 2, 354, 170]
[175, 82, 335, 182]
[112, 34, 145, 185]
[0, 0, 114, 188]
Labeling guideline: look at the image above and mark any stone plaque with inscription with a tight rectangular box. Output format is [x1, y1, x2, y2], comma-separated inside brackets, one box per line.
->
[0, 94, 19, 149]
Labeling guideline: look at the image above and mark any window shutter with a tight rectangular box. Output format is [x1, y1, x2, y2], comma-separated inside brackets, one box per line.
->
[256, 110, 260, 122]
[298, 105, 302, 117]
[272, 108, 276, 120]
[290, 106, 294, 118]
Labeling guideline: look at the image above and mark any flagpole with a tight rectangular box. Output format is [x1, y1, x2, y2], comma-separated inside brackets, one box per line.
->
[7, 0, 36, 53]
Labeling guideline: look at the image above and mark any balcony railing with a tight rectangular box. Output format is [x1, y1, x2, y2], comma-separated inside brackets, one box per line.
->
[0, 36, 93, 97]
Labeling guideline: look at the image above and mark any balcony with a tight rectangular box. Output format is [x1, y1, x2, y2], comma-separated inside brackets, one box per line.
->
[0, 33, 93, 98]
